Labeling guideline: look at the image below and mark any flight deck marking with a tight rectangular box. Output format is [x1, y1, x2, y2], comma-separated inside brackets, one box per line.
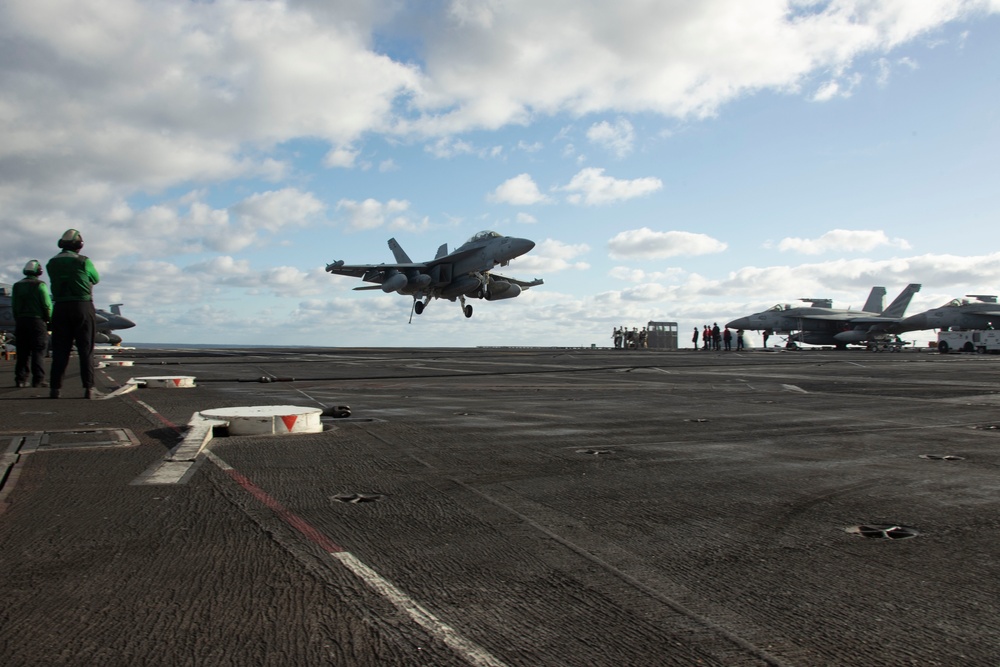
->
[129, 399, 212, 485]
[205, 450, 509, 667]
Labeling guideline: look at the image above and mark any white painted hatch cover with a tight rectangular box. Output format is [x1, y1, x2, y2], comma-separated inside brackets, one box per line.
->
[200, 405, 323, 435]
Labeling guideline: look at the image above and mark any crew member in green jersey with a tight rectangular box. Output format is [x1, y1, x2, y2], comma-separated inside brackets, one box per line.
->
[11, 260, 52, 388]
[46, 229, 100, 399]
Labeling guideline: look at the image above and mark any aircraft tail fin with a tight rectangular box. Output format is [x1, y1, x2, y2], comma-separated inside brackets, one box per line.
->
[862, 287, 886, 314]
[387, 238, 412, 264]
[880, 284, 921, 318]
[435, 243, 448, 259]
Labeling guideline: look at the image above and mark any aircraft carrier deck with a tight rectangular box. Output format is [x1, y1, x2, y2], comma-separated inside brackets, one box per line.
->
[1, 346, 998, 666]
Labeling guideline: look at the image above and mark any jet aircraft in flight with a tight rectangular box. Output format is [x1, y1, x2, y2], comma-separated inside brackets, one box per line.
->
[894, 295, 1000, 333]
[326, 230, 543, 319]
[726, 283, 921, 348]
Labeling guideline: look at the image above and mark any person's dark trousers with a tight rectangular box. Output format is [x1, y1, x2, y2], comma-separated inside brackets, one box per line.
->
[49, 301, 96, 390]
[14, 317, 48, 385]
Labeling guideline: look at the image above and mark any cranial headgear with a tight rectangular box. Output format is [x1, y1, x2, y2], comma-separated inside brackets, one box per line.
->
[58, 228, 84, 250]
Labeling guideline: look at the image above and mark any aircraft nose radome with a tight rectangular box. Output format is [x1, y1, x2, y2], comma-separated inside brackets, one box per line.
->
[509, 237, 535, 255]
[118, 318, 136, 329]
[726, 317, 749, 329]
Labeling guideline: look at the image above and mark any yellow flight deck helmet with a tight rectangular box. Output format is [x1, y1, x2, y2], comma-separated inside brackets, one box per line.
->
[58, 228, 84, 250]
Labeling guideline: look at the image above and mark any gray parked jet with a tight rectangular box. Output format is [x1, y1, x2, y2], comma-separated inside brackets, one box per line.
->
[894, 295, 1000, 333]
[0, 284, 136, 345]
[325, 230, 543, 319]
[726, 283, 921, 348]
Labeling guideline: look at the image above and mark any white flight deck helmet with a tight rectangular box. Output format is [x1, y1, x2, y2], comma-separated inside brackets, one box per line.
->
[22, 259, 43, 276]
[57, 228, 84, 251]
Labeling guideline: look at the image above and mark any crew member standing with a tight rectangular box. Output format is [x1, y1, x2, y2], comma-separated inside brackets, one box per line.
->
[11, 260, 52, 388]
[46, 229, 100, 399]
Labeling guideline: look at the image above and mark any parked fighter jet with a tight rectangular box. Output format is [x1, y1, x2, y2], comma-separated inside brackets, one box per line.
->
[894, 295, 1000, 333]
[94, 304, 136, 344]
[726, 283, 921, 348]
[326, 230, 543, 319]
[0, 284, 136, 345]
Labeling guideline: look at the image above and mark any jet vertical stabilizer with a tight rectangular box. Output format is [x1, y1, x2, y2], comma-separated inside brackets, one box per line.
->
[862, 287, 887, 314]
[880, 284, 921, 318]
[435, 243, 449, 259]
[388, 238, 412, 264]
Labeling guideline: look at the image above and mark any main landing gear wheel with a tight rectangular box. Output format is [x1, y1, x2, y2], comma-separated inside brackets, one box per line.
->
[414, 301, 425, 315]
[464, 305, 473, 318]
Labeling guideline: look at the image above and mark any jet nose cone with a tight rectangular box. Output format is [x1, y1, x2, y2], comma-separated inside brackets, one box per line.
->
[726, 317, 750, 330]
[118, 317, 136, 329]
[511, 237, 535, 255]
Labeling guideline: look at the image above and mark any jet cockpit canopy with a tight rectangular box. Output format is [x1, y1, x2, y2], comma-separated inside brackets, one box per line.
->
[466, 230, 502, 244]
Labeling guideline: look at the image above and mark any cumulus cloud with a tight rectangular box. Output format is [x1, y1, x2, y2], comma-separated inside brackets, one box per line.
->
[512, 239, 590, 273]
[608, 228, 727, 259]
[560, 168, 662, 205]
[231, 188, 325, 232]
[776, 229, 912, 254]
[337, 198, 412, 230]
[586, 118, 635, 158]
[411, 0, 989, 132]
[0, 0, 421, 192]
[487, 173, 551, 205]
[324, 146, 360, 168]
[609, 266, 686, 283]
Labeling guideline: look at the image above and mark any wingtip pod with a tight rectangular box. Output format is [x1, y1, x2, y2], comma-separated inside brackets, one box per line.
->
[325, 260, 345, 272]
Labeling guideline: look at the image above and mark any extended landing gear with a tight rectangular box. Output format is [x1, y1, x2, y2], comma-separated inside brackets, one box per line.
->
[409, 298, 430, 323]
[459, 295, 473, 318]
[409, 295, 474, 320]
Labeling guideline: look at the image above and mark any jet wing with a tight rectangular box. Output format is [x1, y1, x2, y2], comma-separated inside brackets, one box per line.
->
[325, 261, 427, 280]
[491, 274, 543, 289]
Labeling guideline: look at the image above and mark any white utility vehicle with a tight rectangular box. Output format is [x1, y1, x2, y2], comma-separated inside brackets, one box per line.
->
[937, 329, 1000, 354]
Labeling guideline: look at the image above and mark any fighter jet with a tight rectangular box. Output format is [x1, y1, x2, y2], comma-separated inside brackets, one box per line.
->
[894, 295, 1000, 333]
[0, 284, 136, 345]
[94, 304, 136, 344]
[726, 283, 921, 349]
[326, 230, 543, 319]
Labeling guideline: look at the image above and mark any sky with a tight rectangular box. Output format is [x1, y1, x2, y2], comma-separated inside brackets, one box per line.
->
[2, 0, 1000, 348]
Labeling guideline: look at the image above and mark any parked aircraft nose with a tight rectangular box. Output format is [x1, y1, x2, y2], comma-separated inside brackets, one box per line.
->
[726, 317, 751, 330]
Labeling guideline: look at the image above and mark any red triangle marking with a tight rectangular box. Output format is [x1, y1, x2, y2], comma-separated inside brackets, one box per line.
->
[173, 378, 182, 387]
[280, 414, 298, 432]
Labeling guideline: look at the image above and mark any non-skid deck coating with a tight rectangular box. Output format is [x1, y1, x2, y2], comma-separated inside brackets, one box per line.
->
[1, 346, 999, 666]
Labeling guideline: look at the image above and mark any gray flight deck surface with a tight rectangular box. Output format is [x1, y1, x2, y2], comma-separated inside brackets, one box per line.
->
[1, 346, 998, 666]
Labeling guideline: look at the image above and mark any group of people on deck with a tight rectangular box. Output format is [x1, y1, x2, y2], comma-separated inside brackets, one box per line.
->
[693, 324, 744, 351]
